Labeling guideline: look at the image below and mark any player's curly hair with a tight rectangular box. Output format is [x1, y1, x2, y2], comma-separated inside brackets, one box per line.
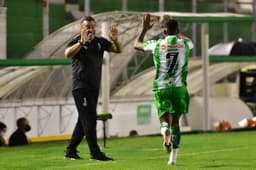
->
[166, 19, 179, 35]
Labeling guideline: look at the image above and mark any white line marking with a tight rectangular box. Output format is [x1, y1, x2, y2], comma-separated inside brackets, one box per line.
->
[179, 146, 252, 157]
[140, 146, 254, 160]
[34, 146, 256, 169]
[43, 161, 117, 170]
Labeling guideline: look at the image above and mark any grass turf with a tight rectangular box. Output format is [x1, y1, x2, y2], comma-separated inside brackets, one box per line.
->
[0, 131, 256, 170]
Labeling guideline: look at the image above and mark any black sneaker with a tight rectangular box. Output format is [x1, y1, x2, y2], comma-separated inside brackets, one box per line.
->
[90, 152, 113, 161]
[64, 150, 82, 160]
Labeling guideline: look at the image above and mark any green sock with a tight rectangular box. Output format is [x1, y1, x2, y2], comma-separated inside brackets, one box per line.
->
[171, 126, 181, 149]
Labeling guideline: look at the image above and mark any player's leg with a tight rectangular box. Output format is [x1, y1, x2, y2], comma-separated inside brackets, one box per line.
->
[154, 88, 173, 153]
[168, 115, 180, 165]
[168, 86, 189, 165]
[160, 113, 172, 153]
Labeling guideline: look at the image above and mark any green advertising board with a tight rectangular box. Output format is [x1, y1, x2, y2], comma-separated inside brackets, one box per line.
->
[137, 104, 152, 125]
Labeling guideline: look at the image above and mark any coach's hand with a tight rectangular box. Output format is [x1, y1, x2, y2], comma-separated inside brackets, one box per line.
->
[80, 22, 95, 43]
[109, 24, 119, 42]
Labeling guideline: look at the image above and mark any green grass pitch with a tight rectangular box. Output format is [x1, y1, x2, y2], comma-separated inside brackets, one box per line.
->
[0, 131, 256, 170]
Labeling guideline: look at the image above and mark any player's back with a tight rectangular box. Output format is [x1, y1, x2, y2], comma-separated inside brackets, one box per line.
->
[152, 35, 190, 90]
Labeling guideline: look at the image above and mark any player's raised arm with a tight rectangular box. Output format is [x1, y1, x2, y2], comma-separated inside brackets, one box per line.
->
[134, 13, 154, 51]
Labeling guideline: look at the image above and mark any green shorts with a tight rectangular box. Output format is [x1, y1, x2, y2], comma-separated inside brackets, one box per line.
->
[153, 86, 189, 118]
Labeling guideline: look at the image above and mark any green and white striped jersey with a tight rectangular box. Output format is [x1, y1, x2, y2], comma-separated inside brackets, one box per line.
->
[143, 35, 193, 90]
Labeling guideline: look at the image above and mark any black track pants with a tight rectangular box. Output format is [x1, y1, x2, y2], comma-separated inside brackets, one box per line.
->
[66, 88, 100, 155]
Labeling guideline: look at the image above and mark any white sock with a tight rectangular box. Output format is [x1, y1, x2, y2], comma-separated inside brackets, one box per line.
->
[168, 148, 179, 165]
[160, 122, 169, 136]
[161, 127, 168, 136]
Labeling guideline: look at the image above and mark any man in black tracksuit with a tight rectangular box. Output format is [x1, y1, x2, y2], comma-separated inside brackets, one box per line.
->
[9, 117, 31, 146]
[64, 16, 121, 161]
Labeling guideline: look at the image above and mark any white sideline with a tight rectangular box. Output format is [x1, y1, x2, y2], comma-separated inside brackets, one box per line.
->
[31, 146, 254, 170]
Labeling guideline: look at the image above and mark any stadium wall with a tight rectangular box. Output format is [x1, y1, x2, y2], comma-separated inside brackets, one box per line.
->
[0, 97, 187, 142]
[0, 96, 253, 142]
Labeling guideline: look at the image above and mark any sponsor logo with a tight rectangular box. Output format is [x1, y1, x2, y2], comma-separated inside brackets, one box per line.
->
[167, 44, 184, 48]
[161, 45, 167, 50]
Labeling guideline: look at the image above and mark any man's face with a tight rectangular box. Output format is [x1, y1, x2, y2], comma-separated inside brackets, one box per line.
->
[20, 119, 31, 132]
[80, 20, 96, 41]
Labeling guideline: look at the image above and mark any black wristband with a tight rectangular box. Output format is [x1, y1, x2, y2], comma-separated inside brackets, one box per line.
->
[78, 40, 84, 46]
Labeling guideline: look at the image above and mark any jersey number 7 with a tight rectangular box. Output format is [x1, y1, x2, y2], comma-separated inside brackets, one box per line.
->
[166, 52, 178, 74]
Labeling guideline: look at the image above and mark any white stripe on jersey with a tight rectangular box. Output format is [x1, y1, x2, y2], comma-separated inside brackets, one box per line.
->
[143, 35, 193, 90]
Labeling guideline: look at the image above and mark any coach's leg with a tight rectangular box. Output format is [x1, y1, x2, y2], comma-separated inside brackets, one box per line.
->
[83, 104, 100, 155]
[78, 90, 101, 155]
[65, 90, 86, 159]
[66, 120, 84, 151]
[80, 91, 113, 161]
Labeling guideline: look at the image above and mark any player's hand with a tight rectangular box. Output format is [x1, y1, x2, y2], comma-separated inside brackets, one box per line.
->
[109, 24, 119, 42]
[142, 13, 153, 31]
[177, 32, 187, 39]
